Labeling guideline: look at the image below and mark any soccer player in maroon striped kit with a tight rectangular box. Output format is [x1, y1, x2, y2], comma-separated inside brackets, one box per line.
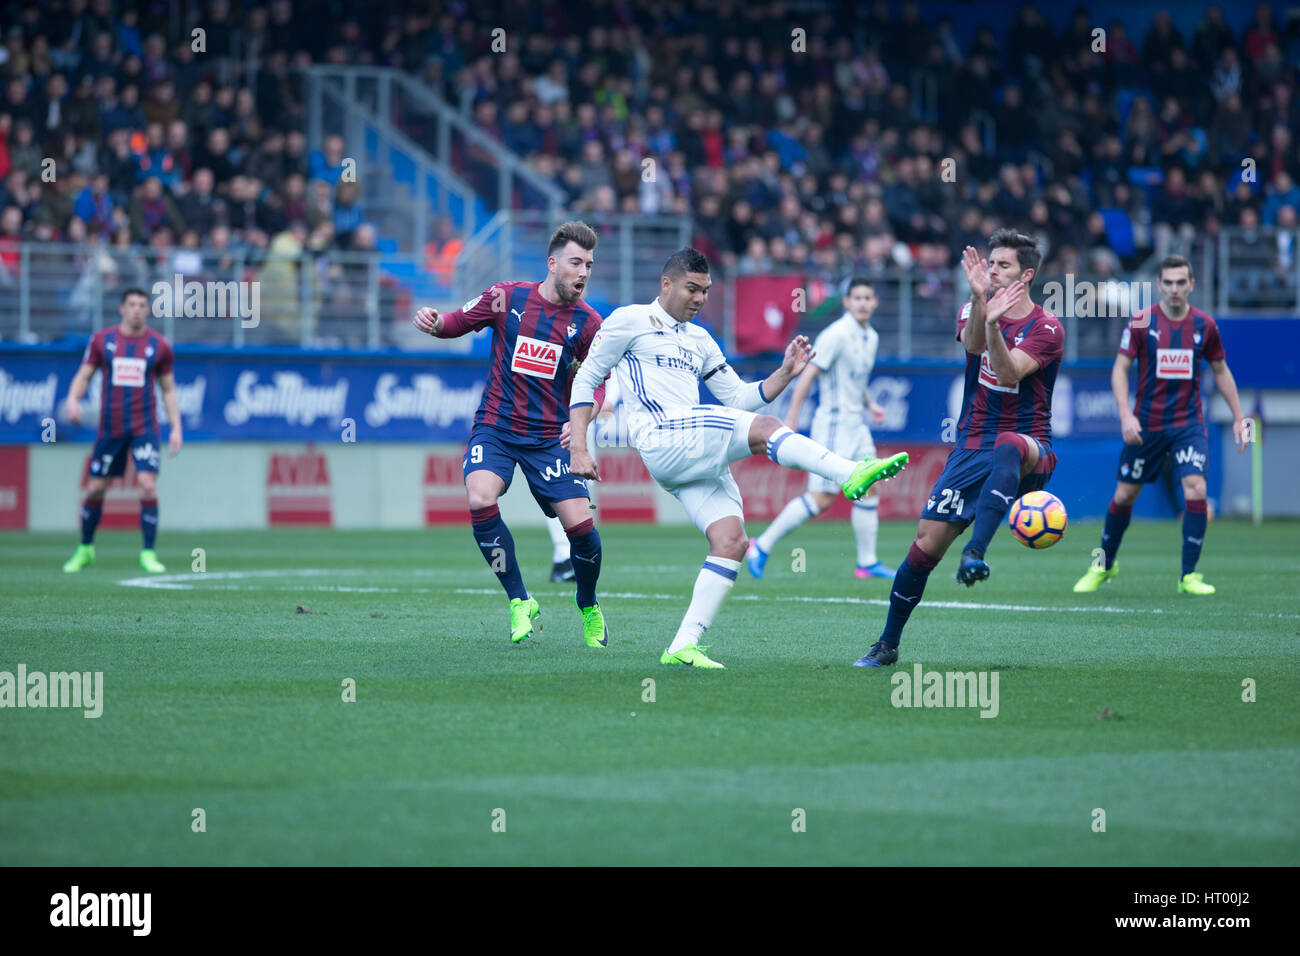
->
[413, 221, 608, 647]
[855, 231, 1064, 667]
[62, 288, 182, 574]
[1073, 255, 1248, 596]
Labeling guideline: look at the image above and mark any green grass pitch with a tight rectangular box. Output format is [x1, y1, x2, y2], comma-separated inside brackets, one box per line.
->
[2, 519, 1297, 865]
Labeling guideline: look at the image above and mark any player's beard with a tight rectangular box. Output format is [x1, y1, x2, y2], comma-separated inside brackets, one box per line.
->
[557, 278, 584, 304]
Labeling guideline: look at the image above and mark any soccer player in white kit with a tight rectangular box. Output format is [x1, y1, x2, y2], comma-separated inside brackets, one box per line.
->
[746, 278, 895, 580]
[568, 249, 907, 668]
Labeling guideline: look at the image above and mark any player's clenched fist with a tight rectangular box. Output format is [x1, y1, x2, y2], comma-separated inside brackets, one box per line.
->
[569, 448, 599, 481]
[412, 307, 443, 336]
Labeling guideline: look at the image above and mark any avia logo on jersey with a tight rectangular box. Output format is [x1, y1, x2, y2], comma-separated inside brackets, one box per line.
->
[978, 352, 1019, 393]
[1156, 348, 1194, 380]
[111, 357, 147, 388]
[542, 457, 571, 481]
[223, 371, 348, 426]
[0, 370, 57, 423]
[511, 335, 562, 379]
[1174, 445, 1207, 471]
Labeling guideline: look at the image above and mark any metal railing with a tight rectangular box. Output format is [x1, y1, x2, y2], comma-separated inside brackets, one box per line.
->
[302, 65, 565, 252]
[0, 242, 450, 350]
[452, 210, 694, 315]
[3, 228, 1294, 353]
[303, 66, 482, 255]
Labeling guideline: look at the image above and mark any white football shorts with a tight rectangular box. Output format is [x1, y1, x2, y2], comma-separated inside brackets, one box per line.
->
[634, 404, 757, 533]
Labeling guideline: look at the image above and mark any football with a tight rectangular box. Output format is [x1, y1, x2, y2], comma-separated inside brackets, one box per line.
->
[1008, 491, 1068, 549]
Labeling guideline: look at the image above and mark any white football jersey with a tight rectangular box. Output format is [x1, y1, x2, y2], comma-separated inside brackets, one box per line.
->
[571, 297, 769, 445]
[812, 312, 879, 425]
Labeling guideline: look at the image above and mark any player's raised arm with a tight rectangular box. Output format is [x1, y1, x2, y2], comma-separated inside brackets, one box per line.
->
[960, 246, 991, 355]
[983, 281, 1049, 386]
[695, 330, 806, 411]
[412, 284, 504, 338]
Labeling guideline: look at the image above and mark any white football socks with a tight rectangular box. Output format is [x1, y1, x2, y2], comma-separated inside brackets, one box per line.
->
[546, 515, 570, 562]
[853, 497, 880, 566]
[667, 556, 740, 654]
[757, 494, 822, 553]
[765, 427, 855, 485]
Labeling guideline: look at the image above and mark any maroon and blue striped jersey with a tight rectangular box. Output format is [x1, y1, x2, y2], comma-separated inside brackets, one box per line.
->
[954, 302, 1064, 449]
[82, 327, 174, 438]
[1118, 304, 1224, 431]
[437, 280, 604, 439]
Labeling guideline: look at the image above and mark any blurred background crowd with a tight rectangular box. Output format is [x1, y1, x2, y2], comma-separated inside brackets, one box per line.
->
[1, 0, 1298, 310]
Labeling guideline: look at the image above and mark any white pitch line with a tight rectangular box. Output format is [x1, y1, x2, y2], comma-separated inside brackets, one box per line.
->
[117, 570, 1298, 618]
[455, 587, 1299, 618]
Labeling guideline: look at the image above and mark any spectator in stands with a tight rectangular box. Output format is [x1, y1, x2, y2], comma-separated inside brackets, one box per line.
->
[308, 133, 347, 185]
[128, 175, 181, 241]
[74, 171, 116, 238]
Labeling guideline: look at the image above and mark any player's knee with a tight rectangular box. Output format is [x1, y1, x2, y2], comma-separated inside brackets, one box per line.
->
[810, 492, 836, 512]
[1182, 476, 1207, 500]
[748, 415, 783, 452]
[709, 528, 748, 561]
[84, 481, 108, 501]
[137, 475, 157, 496]
[1113, 483, 1140, 506]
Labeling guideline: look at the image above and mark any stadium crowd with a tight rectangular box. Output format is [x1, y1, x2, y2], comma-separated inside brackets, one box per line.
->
[0, 0, 1297, 307]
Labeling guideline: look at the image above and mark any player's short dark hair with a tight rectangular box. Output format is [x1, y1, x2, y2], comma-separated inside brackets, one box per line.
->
[845, 277, 874, 295]
[1159, 254, 1193, 278]
[547, 221, 598, 258]
[662, 247, 710, 279]
[121, 287, 149, 302]
[987, 228, 1043, 276]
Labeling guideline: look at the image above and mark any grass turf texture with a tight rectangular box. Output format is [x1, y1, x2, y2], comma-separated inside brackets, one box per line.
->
[2, 520, 1297, 866]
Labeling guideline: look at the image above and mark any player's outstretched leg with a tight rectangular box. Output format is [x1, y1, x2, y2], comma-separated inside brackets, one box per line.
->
[747, 492, 825, 578]
[63, 488, 105, 573]
[564, 516, 608, 646]
[760, 424, 906, 501]
[546, 514, 575, 583]
[852, 493, 894, 578]
[470, 503, 539, 642]
[1178, 495, 1214, 595]
[854, 540, 943, 667]
[956, 434, 1029, 587]
[1074, 483, 1137, 592]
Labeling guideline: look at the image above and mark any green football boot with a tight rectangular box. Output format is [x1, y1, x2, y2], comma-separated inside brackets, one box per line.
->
[1072, 560, 1118, 593]
[139, 549, 166, 573]
[842, 452, 909, 501]
[1177, 572, 1215, 595]
[576, 597, 608, 647]
[659, 643, 724, 668]
[509, 596, 541, 643]
[62, 544, 95, 573]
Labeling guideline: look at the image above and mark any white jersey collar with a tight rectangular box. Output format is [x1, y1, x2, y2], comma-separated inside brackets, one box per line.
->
[651, 298, 687, 328]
